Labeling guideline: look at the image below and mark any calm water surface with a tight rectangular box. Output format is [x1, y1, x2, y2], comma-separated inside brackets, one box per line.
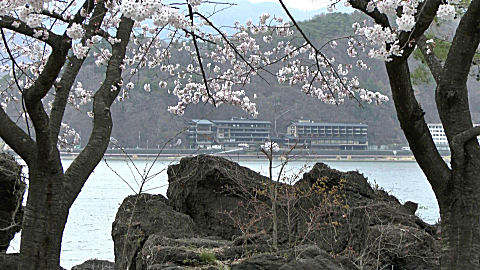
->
[8, 158, 438, 269]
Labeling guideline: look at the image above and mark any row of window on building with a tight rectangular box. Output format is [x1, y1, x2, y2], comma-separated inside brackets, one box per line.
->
[188, 119, 475, 151]
[187, 118, 369, 150]
[427, 123, 480, 151]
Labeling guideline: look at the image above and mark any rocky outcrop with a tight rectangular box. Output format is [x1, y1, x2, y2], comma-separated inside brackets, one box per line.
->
[71, 259, 114, 270]
[112, 194, 195, 270]
[114, 155, 439, 270]
[292, 162, 439, 269]
[167, 155, 270, 239]
[0, 153, 25, 252]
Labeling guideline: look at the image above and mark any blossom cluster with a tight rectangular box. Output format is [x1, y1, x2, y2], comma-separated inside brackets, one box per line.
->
[1, 0, 398, 120]
[262, 141, 280, 153]
[66, 23, 84, 40]
[58, 123, 81, 150]
[0, 0, 436, 149]
[67, 82, 93, 110]
[350, 0, 457, 61]
[437, 4, 456, 21]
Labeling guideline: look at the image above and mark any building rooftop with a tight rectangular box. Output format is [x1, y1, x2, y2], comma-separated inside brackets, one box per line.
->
[289, 121, 367, 127]
[192, 119, 214, 125]
[191, 118, 271, 124]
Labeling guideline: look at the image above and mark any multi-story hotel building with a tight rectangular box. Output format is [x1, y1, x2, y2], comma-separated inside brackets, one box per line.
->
[284, 120, 368, 150]
[427, 123, 450, 150]
[187, 118, 271, 148]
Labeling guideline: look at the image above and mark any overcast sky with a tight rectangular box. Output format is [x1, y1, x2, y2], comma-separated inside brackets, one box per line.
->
[247, 0, 330, 11]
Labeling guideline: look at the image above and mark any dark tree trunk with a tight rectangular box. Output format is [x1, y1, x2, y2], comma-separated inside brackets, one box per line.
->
[0, 3, 132, 270]
[439, 162, 480, 269]
[345, 0, 480, 265]
[384, 55, 480, 269]
[19, 169, 69, 270]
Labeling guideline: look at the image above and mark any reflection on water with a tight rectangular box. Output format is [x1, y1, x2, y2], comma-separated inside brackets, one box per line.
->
[8, 158, 438, 270]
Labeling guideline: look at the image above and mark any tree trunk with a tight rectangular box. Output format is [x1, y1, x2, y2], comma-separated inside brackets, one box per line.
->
[384, 57, 480, 269]
[439, 164, 480, 269]
[19, 169, 69, 270]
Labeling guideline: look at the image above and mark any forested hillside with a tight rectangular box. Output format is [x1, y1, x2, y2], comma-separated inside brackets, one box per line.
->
[64, 12, 478, 148]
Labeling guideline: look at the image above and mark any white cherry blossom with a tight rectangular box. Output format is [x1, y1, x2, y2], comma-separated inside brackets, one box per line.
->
[437, 4, 456, 21]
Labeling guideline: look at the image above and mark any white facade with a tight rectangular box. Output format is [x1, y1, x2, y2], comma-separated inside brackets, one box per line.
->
[428, 123, 449, 149]
[427, 123, 480, 151]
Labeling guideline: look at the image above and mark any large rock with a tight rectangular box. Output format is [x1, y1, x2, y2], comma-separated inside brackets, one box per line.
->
[298, 162, 376, 199]
[0, 153, 25, 252]
[117, 155, 439, 270]
[167, 155, 270, 239]
[112, 194, 195, 270]
[293, 162, 439, 268]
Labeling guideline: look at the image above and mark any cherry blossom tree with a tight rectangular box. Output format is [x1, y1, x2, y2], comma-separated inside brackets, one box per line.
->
[327, 0, 480, 268]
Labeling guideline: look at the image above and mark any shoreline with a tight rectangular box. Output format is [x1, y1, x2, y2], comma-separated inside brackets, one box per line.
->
[57, 152, 450, 162]
[9, 147, 451, 162]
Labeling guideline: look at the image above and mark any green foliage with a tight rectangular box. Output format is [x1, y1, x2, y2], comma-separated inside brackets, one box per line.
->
[427, 37, 451, 61]
[411, 36, 446, 86]
[412, 32, 480, 85]
[199, 251, 217, 264]
[298, 12, 365, 39]
[411, 64, 433, 85]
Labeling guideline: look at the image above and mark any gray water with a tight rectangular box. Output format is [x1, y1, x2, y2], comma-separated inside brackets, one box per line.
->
[8, 158, 438, 270]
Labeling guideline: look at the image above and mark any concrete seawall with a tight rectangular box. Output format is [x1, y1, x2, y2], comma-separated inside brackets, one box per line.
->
[56, 148, 451, 162]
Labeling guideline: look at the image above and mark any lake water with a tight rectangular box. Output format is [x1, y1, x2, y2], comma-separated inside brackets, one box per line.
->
[8, 158, 439, 270]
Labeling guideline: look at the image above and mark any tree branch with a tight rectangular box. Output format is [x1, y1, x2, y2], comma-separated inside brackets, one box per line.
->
[398, 0, 443, 58]
[435, 0, 480, 183]
[452, 126, 480, 147]
[440, 0, 480, 88]
[416, 35, 442, 83]
[385, 59, 450, 199]
[38, 10, 70, 24]
[188, 4, 216, 106]
[450, 126, 480, 179]
[50, 0, 108, 145]
[0, 108, 36, 166]
[348, 0, 391, 27]
[23, 43, 70, 169]
[1, 29, 32, 136]
[71, 0, 97, 25]
[0, 16, 65, 48]
[278, 0, 358, 104]
[23, 1, 97, 105]
[193, 12, 260, 77]
[65, 16, 134, 206]
[348, 0, 441, 59]
[24, 44, 71, 104]
[0, 1, 95, 171]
